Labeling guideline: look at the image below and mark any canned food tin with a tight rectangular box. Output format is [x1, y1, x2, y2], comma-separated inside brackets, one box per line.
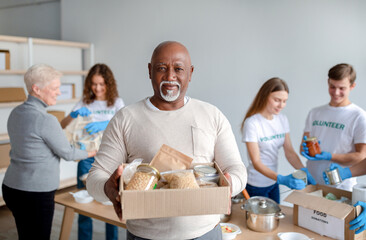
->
[193, 165, 217, 178]
[292, 170, 307, 184]
[325, 168, 342, 185]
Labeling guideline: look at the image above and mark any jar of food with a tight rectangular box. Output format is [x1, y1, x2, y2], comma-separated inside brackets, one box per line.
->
[305, 137, 321, 157]
[193, 165, 217, 177]
[125, 164, 160, 190]
[292, 169, 307, 184]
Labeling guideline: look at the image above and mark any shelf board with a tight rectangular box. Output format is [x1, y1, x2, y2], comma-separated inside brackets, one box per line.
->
[0, 133, 9, 142]
[0, 35, 27, 43]
[0, 35, 91, 49]
[0, 98, 80, 108]
[62, 70, 88, 76]
[0, 70, 87, 76]
[0, 70, 27, 75]
[57, 98, 80, 104]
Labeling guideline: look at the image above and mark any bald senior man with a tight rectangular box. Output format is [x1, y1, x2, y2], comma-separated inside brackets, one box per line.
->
[86, 41, 247, 240]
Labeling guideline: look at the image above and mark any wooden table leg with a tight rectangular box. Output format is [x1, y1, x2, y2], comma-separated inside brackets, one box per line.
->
[59, 207, 75, 240]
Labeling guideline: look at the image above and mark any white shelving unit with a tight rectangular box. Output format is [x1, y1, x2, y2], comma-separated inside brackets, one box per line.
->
[0, 35, 94, 206]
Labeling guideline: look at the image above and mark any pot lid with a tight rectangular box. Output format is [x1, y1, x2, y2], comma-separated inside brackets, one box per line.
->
[244, 196, 281, 214]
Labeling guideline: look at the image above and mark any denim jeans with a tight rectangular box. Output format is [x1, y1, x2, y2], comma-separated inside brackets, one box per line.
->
[77, 157, 118, 240]
[126, 223, 222, 240]
[245, 182, 280, 203]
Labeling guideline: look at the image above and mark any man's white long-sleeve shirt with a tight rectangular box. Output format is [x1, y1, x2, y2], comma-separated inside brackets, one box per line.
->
[87, 98, 247, 240]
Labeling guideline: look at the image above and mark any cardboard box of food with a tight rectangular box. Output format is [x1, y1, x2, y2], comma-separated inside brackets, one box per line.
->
[0, 50, 10, 70]
[0, 87, 26, 103]
[119, 162, 230, 220]
[285, 184, 366, 240]
[47, 110, 65, 123]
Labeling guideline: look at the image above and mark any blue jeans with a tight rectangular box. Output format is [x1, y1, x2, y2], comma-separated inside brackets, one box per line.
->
[77, 157, 118, 240]
[245, 182, 280, 203]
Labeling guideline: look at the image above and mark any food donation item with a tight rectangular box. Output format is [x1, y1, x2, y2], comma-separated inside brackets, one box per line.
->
[292, 169, 307, 184]
[304, 137, 321, 157]
[149, 144, 193, 172]
[221, 225, 236, 233]
[325, 167, 342, 185]
[161, 169, 199, 189]
[194, 164, 220, 184]
[125, 164, 160, 190]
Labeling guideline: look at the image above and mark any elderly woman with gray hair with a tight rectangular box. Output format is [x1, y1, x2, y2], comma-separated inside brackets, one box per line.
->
[2, 64, 96, 240]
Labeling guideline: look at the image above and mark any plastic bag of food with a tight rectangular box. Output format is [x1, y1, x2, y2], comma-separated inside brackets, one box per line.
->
[149, 144, 193, 172]
[123, 158, 144, 185]
[161, 169, 199, 189]
[64, 115, 102, 151]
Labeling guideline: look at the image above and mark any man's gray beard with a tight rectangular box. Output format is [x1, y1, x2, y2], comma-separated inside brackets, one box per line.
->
[160, 81, 180, 102]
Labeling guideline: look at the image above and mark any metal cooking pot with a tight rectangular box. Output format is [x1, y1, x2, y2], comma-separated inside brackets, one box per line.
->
[241, 196, 285, 232]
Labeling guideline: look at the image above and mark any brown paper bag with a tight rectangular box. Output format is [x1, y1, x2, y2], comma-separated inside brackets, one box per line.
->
[149, 144, 193, 172]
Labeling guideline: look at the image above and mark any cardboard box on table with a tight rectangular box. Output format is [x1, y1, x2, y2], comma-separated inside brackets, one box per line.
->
[119, 162, 230, 220]
[285, 184, 366, 240]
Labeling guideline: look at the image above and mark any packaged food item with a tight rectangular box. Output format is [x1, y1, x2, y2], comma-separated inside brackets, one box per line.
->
[64, 115, 102, 151]
[304, 137, 321, 157]
[123, 158, 143, 185]
[193, 165, 217, 178]
[325, 192, 337, 200]
[292, 169, 307, 184]
[197, 179, 218, 188]
[149, 144, 193, 172]
[161, 169, 199, 189]
[125, 164, 160, 190]
[325, 168, 342, 185]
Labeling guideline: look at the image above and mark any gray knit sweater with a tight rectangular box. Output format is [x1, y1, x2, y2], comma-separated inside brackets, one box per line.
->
[3, 95, 88, 192]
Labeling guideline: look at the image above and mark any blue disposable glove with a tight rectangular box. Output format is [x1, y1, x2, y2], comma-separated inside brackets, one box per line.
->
[78, 142, 86, 150]
[322, 163, 352, 185]
[301, 136, 332, 161]
[84, 120, 109, 135]
[70, 107, 91, 118]
[301, 167, 317, 185]
[350, 201, 366, 234]
[277, 174, 306, 190]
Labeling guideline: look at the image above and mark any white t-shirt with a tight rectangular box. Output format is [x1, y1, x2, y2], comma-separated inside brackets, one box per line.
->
[242, 113, 290, 187]
[72, 98, 125, 122]
[304, 103, 366, 191]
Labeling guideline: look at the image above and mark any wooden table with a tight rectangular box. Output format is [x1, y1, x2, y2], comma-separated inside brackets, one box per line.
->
[230, 203, 333, 240]
[55, 192, 126, 240]
[56, 192, 332, 240]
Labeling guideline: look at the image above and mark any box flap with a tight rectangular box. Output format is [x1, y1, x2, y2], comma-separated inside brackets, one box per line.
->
[285, 186, 354, 219]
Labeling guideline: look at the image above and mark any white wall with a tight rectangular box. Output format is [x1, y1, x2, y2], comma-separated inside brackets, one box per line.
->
[1, 0, 365, 193]
[61, 0, 366, 177]
[0, 0, 60, 39]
